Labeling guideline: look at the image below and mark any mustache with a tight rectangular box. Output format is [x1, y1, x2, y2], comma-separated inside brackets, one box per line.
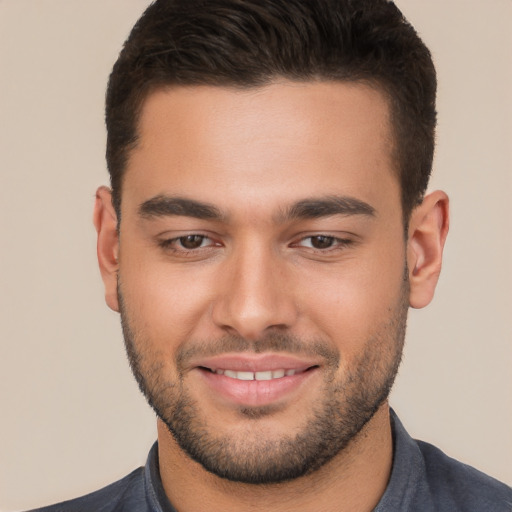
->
[176, 332, 340, 370]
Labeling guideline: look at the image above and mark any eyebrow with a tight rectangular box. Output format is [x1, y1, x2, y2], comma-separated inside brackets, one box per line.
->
[138, 195, 224, 220]
[279, 196, 376, 221]
[138, 194, 375, 223]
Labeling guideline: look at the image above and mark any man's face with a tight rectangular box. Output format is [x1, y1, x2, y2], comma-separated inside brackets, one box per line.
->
[115, 81, 408, 483]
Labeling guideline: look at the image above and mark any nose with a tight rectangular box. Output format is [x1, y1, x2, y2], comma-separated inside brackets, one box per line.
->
[211, 242, 298, 340]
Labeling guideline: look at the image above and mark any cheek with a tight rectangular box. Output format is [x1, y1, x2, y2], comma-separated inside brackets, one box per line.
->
[118, 248, 220, 350]
[301, 245, 406, 353]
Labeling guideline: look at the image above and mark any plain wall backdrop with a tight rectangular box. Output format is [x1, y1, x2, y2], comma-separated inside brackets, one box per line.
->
[1, 1, 511, 510]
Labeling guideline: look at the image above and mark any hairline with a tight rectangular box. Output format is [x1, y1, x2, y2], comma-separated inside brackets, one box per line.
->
[113, 75, 411, 227]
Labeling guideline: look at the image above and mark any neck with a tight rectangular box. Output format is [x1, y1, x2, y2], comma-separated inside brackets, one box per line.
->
[157, 403, 393, 512]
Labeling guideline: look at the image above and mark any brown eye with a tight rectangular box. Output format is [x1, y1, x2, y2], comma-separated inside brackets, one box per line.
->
[309, 235, 335, 249]
[178, 235, 207, 249]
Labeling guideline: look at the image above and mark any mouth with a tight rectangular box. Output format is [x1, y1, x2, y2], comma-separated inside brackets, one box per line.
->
[199, 366, 315, 381]
[193, 356, 321, 407]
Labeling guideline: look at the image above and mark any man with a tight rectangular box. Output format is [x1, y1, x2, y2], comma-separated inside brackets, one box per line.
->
[31, 0, 512, 510]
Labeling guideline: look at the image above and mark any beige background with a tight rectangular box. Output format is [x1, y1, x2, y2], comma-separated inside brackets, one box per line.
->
[1, 1, 511, 510]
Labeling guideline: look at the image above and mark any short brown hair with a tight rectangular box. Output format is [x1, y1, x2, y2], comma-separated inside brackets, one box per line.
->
[106, 0, 437, 220]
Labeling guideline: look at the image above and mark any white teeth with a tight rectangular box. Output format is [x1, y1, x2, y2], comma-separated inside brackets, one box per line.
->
[213, 368, 299, 381]
[236, 371, 255, 381]
[255, 371, 273, 381]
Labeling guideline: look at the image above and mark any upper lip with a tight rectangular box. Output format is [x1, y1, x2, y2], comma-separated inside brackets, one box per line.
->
[191, 353, 321, 373]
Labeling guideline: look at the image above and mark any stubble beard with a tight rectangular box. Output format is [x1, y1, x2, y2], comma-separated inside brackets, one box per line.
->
[118, 278, 409, 485]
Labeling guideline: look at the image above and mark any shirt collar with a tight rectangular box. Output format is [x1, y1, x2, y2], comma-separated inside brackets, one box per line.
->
[373, 409, 435, 511]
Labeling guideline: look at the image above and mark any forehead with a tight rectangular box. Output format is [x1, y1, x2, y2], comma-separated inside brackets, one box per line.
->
[123, 80, 398, 218]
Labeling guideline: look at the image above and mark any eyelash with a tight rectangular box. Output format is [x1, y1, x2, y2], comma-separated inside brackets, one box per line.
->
[157, 234, 354, 256]
[158, 235, 217, 255]
[294, 235, 353, 251]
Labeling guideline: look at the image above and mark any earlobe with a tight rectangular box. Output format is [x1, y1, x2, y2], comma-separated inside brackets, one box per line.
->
[407, 190, 449, 309]
[93, 186, 120, 312]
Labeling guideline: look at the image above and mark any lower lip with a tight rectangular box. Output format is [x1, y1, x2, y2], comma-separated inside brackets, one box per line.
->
[197, 368, 318, 407]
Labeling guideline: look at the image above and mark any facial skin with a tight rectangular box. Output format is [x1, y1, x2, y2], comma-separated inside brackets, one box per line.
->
[95, 81, 448, 511]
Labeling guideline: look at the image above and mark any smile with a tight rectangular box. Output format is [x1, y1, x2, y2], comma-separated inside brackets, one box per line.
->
[191, 354, 322, 406]
[196, 363, 319, 407]
[204, 368, 305, 381]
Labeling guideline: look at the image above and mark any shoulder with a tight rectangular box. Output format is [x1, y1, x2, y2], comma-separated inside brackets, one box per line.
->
[417, 439, 512, 511]
[27, 467, 146, 512]
[382, 410, 512, 512]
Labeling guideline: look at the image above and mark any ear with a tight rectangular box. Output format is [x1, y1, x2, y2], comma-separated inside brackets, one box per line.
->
[93, 186, 120, 312]
[407, 190, 449, 309]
